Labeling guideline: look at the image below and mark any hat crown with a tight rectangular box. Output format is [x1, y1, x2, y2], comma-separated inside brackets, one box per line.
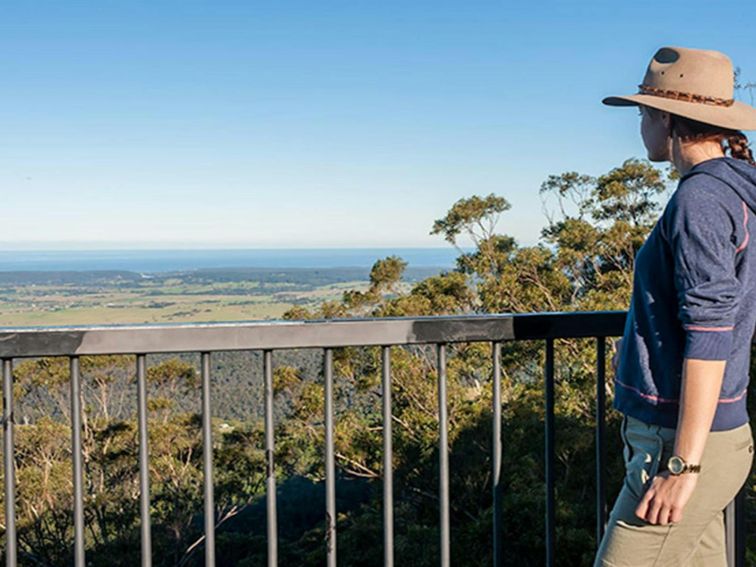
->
[642, 46, 734, 100]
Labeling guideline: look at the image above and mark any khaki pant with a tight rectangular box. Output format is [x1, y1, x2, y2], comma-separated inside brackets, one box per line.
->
[594, 415, 753, 567]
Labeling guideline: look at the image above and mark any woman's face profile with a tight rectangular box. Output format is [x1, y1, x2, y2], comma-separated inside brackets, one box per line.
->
[639, 106, 671, 162]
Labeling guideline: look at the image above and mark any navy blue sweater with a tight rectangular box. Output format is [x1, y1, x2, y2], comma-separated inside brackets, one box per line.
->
[614, 157, 756, 431]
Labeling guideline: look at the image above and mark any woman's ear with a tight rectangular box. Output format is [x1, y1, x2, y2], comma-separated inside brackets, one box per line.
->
[665, 112, 678, 162]
[660, 111, 672, 130]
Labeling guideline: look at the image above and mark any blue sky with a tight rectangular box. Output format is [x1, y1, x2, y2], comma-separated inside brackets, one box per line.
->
[2, 1, 755, 249]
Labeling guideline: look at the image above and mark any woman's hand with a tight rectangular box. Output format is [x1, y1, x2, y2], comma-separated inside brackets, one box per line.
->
[611, 338, 623, 374]
[635, 471, 698, 525]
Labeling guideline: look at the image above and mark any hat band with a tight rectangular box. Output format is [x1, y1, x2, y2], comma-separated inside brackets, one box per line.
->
[638, 84, 735, 107]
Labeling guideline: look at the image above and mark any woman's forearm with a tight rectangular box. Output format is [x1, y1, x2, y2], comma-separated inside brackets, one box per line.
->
[673, 358, 727, 465]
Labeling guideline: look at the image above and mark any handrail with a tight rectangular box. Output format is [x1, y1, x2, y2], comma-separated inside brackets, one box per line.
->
[0, 310, 627, 357]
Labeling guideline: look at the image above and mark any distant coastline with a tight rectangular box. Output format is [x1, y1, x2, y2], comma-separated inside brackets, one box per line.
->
[0, 247, 468, 273]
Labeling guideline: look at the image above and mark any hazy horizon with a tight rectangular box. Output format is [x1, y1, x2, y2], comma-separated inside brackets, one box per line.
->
[0, 243, 485, 252]
[0, 247, 475, 272]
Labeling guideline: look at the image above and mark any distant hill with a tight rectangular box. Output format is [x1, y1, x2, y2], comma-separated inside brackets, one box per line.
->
[0, 270, 142, 285]
[0, 266, 448, 286]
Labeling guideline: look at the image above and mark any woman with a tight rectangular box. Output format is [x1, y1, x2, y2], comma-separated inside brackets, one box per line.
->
[595, 46, 756, 566]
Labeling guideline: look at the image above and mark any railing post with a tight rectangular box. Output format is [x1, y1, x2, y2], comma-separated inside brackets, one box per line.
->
[324, 348, 337, 567]
[70, 356, 86, 567]
[735, 487, 746, 567]
[595, 337, 607, 546]
[3, 359, 16, 567]
[201, 352, 215, 566]
[382, 346, 394, 567]
[264, 350, 278, 567]
[437, 343, 450, 567]
[544, 339, 555, 567]
[492, 342, 503, 567]
[136, 354, 152, 567]
[725, 487, 746, 567]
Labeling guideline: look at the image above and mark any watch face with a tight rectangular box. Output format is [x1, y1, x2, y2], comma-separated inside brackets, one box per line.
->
[668, 456, 685, 475]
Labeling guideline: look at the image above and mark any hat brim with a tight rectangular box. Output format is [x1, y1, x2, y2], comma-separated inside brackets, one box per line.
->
[603, 93, 756, 131]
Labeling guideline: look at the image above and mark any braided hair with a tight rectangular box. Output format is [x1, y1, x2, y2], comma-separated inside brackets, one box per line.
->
[726, 132, 755, 165]
[669, 113, 756, 166]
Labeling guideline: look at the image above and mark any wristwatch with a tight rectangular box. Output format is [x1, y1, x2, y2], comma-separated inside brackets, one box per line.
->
[667, 455, 701, 475]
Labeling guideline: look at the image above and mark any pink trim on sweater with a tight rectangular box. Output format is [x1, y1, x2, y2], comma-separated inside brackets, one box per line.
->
[719, 388, 749, 403]
[682, 325, 734, 332]
[614, 378, 679, 403]
[736, 200, 750, 253]
[614, 378, 748, 405]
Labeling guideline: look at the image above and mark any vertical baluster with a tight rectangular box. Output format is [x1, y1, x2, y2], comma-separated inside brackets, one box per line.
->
[492, 342, 502, 567]
[437, 343, 450, 567]
[201, 352, 215, 566]
[264, 350, 278, 566]
[382, 346, 394, 567]
[725, 487, 746, 567]
[70, 356, 85, 566]
[544, 339, 555, 567]
[595, 338, 607, 546]
[3, 359, 16, 567]
[736, 487, 747, 567]
[324, 348, 336, 567]
[136, 354, 152, 567]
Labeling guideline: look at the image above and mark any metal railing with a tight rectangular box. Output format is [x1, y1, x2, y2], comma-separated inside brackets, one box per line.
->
[0, 311, 747, 566]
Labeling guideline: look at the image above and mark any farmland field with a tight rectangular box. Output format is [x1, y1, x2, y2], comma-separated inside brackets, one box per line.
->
[0, 266, 439, 327]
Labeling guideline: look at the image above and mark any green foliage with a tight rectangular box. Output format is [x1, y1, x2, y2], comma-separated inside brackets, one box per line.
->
[430, 193, 511, 247]
[593, 158, 667, 227]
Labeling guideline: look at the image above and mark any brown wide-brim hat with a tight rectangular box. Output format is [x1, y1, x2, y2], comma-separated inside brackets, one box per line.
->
[603, 46, 756, 131]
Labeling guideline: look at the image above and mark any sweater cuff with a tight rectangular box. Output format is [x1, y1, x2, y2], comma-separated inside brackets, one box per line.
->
[683, 326, 734, 360]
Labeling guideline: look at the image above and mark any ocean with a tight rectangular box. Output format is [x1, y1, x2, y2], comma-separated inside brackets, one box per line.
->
[0, 248, 465, 273]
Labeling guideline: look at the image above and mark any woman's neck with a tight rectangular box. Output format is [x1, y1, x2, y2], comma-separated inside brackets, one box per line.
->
[672, 138, 726, 176]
